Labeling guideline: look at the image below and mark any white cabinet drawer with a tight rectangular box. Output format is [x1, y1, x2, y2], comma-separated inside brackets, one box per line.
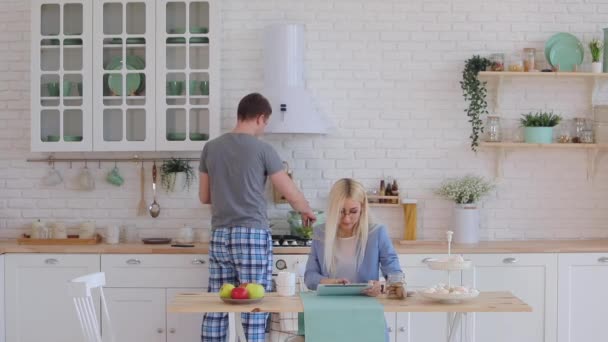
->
[102, 254, 209, 288]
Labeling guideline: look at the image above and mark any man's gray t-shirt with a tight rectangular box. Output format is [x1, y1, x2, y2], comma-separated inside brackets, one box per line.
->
[199, 133, 284, 229]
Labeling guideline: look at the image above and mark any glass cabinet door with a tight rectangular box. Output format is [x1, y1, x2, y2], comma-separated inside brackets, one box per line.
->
[156, 0, 219, 151]
[31, 0, 92, 152]
[93, 0, 156, 151]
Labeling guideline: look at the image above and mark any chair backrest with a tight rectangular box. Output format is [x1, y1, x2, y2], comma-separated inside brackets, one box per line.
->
[68, 272, 115, 342]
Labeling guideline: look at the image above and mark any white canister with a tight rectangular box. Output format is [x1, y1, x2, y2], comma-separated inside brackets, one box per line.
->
[452, 204, 480, 244]
[276, 271, 296, 296]
[31, 220, 49, 239]
[177, 225, 194, 244]
[105, 225, 120, 244]
[79, 221, 96, 239]
[51, 221, 67, 239]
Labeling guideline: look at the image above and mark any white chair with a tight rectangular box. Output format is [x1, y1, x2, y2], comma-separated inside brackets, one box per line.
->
[67, 272, 115, 342]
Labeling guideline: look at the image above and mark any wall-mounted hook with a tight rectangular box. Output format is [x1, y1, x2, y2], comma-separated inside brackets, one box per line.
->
[69, 161, 73, 169]
[98, 160, 101, 169]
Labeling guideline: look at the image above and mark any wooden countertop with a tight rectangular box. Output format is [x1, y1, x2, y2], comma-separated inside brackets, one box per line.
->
[168, 291, 531, 313]
[0, 239, 608, 254]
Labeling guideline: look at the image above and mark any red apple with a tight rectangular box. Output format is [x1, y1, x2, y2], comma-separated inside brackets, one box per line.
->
[231, 287, 249, 299]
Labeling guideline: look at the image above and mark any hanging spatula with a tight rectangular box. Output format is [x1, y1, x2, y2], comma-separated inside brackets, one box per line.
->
[137, 162, 147, 216]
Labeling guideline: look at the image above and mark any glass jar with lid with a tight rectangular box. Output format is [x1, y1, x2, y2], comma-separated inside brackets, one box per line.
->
[508, 52, 523, 72]
[572, 118, 587, 143]
[523, 48, 536, 72]
[485, 115, 502, 142]
[386, 272, 407, 300]
[489, 53, 505, 71]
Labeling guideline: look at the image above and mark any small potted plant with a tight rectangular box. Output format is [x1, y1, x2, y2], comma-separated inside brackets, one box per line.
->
[589, 38, 603, 73]
[160, 158, 195, 192]
[435, 175, 495, 244]
[520, 110, 562, 144]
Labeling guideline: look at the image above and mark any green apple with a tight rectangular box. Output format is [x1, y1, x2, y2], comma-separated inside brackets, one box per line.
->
[219, 283, 235, 298]
[246, 283, 265, 299]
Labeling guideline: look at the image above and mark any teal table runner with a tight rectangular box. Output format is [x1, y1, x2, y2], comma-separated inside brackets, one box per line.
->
[299, 292, 385, 342]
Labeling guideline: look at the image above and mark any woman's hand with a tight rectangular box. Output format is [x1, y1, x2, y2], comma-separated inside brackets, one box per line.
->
[319, 278, 350, 285]
[362, 280, 382, 297]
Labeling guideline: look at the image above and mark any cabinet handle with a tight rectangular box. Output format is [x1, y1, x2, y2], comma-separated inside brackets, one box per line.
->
[157, 328, 164, 334]
[44, 258, 59, 265]
[502, 257, 518, 264]
[126, 259, 141, 265]
[169, 328, 176, 334]
[598, 257, 608, 263]
[399, 327, 406, 332]
[192, 258, 206, 265]
[421, 258, 433, 263]
[387, 327, 393, 332]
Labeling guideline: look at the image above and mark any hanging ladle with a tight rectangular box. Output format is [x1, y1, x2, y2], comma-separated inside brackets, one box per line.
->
[149, 161, 161, 218]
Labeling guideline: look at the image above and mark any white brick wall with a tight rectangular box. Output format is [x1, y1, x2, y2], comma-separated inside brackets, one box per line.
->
[1, 0, 607, 241]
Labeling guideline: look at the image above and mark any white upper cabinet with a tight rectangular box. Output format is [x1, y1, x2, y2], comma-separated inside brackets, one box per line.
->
[156, 0, 220, 151]
[31, 0, 93, 152]
[93, 0, 156, 151]
[31, 0, 219, 152]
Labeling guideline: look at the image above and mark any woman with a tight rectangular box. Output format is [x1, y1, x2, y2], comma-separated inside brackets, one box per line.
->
[304, 178, 403, 295]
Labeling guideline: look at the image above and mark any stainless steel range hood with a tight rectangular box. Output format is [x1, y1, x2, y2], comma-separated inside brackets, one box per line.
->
[263, 24, 331, 134]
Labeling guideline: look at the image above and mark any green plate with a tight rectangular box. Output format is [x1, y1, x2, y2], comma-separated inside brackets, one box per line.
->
[167, 132, 186, 141]
[167, 37, 186, 44]
[107, 63, 141, 96]
[126, 37, 146, 44]
[190, 37, 209, 44]
[64, 135, 83, 142]
[544, 33, 581, 67]
[109, 38, 122, 44]
[64, 38, 82, 46]
[190, 26, 208, 34]
[549, 39, 584, 71]
[46, 135, 60, 142]
[189, 133, 209, 141]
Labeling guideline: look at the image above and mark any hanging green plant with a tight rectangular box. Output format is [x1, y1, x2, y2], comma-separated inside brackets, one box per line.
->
[160, 158, 196, 192]
[461, 55, 491, 151]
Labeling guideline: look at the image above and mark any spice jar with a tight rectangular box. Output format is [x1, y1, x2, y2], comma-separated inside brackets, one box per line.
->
[489, 53, 505, 71]
[386, 272, 407, 300]
[523, 48, 536, 72]
[485, 116, 502, 142]
[557, 120, 571, 143]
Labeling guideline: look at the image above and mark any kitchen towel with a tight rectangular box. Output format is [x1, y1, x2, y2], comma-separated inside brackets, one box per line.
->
[300, 292, 385, 342]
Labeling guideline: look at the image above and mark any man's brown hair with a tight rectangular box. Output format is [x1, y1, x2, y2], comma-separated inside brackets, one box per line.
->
[237, 93, 272, 121]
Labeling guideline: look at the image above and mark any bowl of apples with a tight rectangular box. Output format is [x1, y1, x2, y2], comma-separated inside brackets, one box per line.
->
[219, 282, 265, 304]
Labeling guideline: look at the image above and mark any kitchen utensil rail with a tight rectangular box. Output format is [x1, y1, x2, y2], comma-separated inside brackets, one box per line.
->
[26, 156, 200, 165]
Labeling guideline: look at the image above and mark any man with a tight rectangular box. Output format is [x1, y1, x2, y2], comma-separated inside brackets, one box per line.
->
[199, 93, 316, 342]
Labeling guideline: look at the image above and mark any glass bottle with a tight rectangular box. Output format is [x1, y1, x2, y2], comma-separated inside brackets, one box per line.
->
[508, 52, 523, 72]
[485, 116, 502, 142]
[523, 48, 536, 72]
[557, 119, 571, 143]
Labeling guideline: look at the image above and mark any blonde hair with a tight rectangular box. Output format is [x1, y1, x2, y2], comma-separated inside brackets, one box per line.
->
[323, 178, 370, 276]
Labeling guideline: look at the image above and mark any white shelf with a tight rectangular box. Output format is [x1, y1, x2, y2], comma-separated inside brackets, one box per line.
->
[479, 71, 608, 78]
[479, 142, 605, 181]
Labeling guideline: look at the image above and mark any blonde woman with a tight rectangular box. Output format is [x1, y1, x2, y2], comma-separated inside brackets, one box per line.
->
[304, 178, 402, 295]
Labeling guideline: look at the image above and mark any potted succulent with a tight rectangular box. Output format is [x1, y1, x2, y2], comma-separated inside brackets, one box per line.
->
[435, 175, 494, 244]
[160, 158, 196, 192]
[520, 110, 562, 144]
[461, 55, 492, 152]
[589, 38, 603, 73]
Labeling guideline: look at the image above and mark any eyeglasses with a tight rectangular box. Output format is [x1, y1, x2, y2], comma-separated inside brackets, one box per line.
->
[340, 209, 360, 218]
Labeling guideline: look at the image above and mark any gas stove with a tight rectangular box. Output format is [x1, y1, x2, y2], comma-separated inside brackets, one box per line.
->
[271, 234, 312, 247]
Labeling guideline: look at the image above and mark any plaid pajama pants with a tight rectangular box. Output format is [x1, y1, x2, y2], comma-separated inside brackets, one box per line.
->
[202, 227, 273, 342]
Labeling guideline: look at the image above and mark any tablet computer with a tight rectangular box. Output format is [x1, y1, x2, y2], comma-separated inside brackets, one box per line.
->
[316, 283, 371, 296]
